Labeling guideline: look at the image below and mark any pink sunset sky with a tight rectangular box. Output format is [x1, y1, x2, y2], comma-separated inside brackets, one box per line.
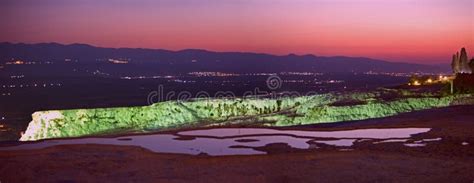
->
[0, 0, 472, 64]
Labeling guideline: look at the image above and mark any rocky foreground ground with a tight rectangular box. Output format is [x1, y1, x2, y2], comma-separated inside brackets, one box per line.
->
[1, 105, 474, 183]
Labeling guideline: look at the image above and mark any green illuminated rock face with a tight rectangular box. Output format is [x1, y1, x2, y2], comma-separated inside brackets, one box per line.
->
[20, 90, 474, 141]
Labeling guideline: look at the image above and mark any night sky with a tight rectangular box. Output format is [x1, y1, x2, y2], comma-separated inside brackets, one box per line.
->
[0, 0, 472, 64]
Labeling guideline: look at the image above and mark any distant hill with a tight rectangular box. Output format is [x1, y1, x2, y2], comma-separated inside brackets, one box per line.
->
[0, 42, 449, 74]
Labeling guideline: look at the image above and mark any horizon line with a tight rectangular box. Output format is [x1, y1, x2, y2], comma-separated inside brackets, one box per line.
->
[0, 41, 452, 66]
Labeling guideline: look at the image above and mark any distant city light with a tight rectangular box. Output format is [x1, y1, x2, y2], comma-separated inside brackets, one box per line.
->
[108, 58, 129, 64]
[413, 80, 421, 86]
